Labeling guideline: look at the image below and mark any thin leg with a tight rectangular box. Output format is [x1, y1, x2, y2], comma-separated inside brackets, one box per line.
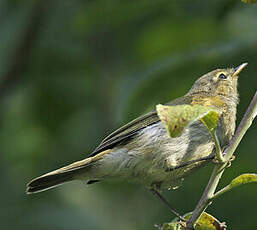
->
[151, 188, 186, 222]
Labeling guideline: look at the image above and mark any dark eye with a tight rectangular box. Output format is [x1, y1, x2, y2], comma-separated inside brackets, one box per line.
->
[219, 73, 227, 80]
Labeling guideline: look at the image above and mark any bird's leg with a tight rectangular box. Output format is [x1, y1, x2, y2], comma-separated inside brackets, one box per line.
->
[150, 188, 186, 222]
[226, 155, 236, 168]
[219, 145, 236, 168]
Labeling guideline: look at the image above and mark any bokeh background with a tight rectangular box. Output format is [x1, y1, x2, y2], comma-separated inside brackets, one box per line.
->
[0, 0, 256, 229]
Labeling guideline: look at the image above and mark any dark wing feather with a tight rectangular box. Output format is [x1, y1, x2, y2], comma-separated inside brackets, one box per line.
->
[89, 96, 192, 157]
[89, 111, 160, 157]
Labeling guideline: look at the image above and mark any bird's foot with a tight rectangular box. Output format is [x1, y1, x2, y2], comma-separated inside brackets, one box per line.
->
[226, 155, 236, 168]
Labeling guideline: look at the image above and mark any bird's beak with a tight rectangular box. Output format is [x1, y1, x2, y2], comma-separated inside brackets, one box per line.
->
[233, 63, 248, 77]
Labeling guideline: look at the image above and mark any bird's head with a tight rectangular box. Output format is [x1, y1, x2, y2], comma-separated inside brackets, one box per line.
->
[188, 63, 248, 102]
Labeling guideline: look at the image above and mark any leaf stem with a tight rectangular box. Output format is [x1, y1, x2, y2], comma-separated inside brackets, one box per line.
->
[212, 173, 257, 200]
[185, 91, 257, 230]
[211, 131, 225, 163]
[212, 184, 231, 200]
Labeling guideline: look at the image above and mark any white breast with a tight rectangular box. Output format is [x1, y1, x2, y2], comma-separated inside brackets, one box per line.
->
[95, 121, 214, 189]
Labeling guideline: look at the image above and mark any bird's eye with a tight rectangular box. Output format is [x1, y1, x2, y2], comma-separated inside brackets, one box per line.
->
[219, 73, 227, 80]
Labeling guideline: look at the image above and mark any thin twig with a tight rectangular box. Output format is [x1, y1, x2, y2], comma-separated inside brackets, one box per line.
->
[185, 164, 227, 230]
[223, 91, 257, 161]
[185, 91, 257, 230]
[211, 184, 232, 200]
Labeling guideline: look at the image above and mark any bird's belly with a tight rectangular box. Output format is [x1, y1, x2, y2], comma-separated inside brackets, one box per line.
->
[97, 121, 214, 189]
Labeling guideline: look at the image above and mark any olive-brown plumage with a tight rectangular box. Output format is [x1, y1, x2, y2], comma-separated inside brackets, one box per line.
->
[26, 63, 247, 194]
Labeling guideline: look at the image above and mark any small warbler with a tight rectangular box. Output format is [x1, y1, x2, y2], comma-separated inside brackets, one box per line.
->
[26, 63, 247, 197]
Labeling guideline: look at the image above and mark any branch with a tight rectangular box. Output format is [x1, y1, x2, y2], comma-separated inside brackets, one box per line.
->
[185, 91, 257, 230]
[223, 91, 257, 161]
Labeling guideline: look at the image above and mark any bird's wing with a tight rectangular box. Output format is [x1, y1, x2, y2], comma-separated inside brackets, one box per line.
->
[89, 96, 192, 157]
[89, 111, 160, 157]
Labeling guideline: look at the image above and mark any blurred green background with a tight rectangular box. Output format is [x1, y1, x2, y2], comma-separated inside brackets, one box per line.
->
[0, 0, 256, 229]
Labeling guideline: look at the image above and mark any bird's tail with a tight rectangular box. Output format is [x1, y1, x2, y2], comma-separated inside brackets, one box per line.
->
[26, 150, 110, 194]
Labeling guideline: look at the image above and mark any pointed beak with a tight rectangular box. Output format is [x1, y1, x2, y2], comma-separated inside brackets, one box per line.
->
[233, 63, 248, 77]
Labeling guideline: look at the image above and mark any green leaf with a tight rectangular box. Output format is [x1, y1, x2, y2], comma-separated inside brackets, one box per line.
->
[160, 222, 182, 230]
[199, 111, 220, 133]
[193, 212, 226, 230]
[229, 173, 257, 189]
[160, 212, 226, 230]
[213, 173, 257, 199]
[156, 104, 220, 138]
[242, 0, 257, 4]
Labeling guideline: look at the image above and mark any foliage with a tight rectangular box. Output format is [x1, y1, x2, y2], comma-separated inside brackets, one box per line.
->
[0, 1, 256, 230]
[156, 99, 257, 229]
[161, 212, 226, 230]
[242, 0, 257, 3]
[156, 104, 220, 138]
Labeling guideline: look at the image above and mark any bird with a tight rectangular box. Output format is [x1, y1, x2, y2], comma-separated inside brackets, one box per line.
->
[26, 63, 247, 202]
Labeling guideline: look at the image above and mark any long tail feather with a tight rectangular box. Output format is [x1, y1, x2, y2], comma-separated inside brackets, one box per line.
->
[27, 171, 76, 193]
[26, 150, 111, 194]
[26, 157, 93, 194]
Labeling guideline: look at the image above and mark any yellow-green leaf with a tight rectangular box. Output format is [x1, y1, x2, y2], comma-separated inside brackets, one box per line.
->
[193, 212, 226, 230]
[161, 222, 182, 230]
[156, 104, 220, 138]
[199, 110, 220, 133]
[213, 173, 257, 199]
[161, 212, 226, 230]
[229, 173, 257, 189]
